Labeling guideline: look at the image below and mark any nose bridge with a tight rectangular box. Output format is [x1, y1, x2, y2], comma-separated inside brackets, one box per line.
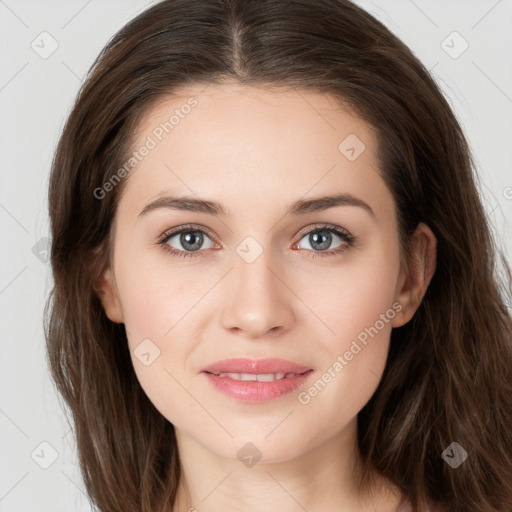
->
[220, 236, 294, 336]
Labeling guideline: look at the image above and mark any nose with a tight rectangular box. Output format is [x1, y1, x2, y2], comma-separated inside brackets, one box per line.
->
[220, 247, 296, 339]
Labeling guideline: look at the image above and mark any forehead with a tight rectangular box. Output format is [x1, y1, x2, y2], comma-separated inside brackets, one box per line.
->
[133, 81, 372, 150]
[119, 82, 392, 223]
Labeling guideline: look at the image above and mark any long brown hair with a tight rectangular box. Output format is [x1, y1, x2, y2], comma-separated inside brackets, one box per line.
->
[44, 0, 512, 510]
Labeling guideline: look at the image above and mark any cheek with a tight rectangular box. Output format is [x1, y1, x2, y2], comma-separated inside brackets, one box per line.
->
[114, 266, 196, 427]
[114, 244, 193, 342]
[119, 278, 171, 345]
[300, 234, 401, 346]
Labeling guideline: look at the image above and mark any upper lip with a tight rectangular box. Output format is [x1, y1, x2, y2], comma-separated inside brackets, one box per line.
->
[201, 358, 312, 375]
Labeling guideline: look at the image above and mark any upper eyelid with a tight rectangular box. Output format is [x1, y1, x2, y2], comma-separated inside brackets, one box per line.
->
[159, 224, 219, 244]
[295, 223, 351, 239]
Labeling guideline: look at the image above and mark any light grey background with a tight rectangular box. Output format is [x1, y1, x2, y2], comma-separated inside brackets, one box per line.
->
[0, 0, 511, 510]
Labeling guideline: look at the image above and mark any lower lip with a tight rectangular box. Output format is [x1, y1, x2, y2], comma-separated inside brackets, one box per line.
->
[202, 370, 314, 402]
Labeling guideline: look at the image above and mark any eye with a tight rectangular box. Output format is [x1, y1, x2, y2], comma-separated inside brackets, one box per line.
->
[292, 224, 355, 259]
[158, 224, 218, 259]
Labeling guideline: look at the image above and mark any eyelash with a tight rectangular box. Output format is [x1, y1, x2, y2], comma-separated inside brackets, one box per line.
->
[157, 223, 356, 260]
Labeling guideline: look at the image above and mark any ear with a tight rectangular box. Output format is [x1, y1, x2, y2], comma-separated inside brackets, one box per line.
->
[391, 222, 437, 328]
[93, 267, 124, 323]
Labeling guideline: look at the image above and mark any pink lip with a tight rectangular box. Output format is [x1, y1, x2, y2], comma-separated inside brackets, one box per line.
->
[201, 358, 314, 403]
[201, 357, 312, 375]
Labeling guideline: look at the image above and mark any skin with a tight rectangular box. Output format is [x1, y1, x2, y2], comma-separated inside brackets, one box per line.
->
[95, 81, 437, 512]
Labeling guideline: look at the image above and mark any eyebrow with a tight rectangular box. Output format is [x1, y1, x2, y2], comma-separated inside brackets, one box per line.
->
[138, 192, 376, 220]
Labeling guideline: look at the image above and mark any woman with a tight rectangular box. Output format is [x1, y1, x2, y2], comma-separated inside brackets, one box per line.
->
[44, 1, 512, 511]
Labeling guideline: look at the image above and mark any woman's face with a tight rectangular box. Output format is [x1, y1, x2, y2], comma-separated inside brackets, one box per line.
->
[96, 82, 432, 463]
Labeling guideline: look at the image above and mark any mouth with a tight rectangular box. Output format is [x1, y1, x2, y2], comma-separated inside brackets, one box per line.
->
[200, 358, 314, 402]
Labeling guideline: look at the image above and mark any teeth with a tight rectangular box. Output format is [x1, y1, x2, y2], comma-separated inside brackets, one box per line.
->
[257, 373, 284, 382]
[216, 372, 299, 381]
[239, 373, 257, 382]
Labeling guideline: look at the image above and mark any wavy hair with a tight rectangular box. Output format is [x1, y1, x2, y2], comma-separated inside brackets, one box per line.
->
[44, 0, 512, 510]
